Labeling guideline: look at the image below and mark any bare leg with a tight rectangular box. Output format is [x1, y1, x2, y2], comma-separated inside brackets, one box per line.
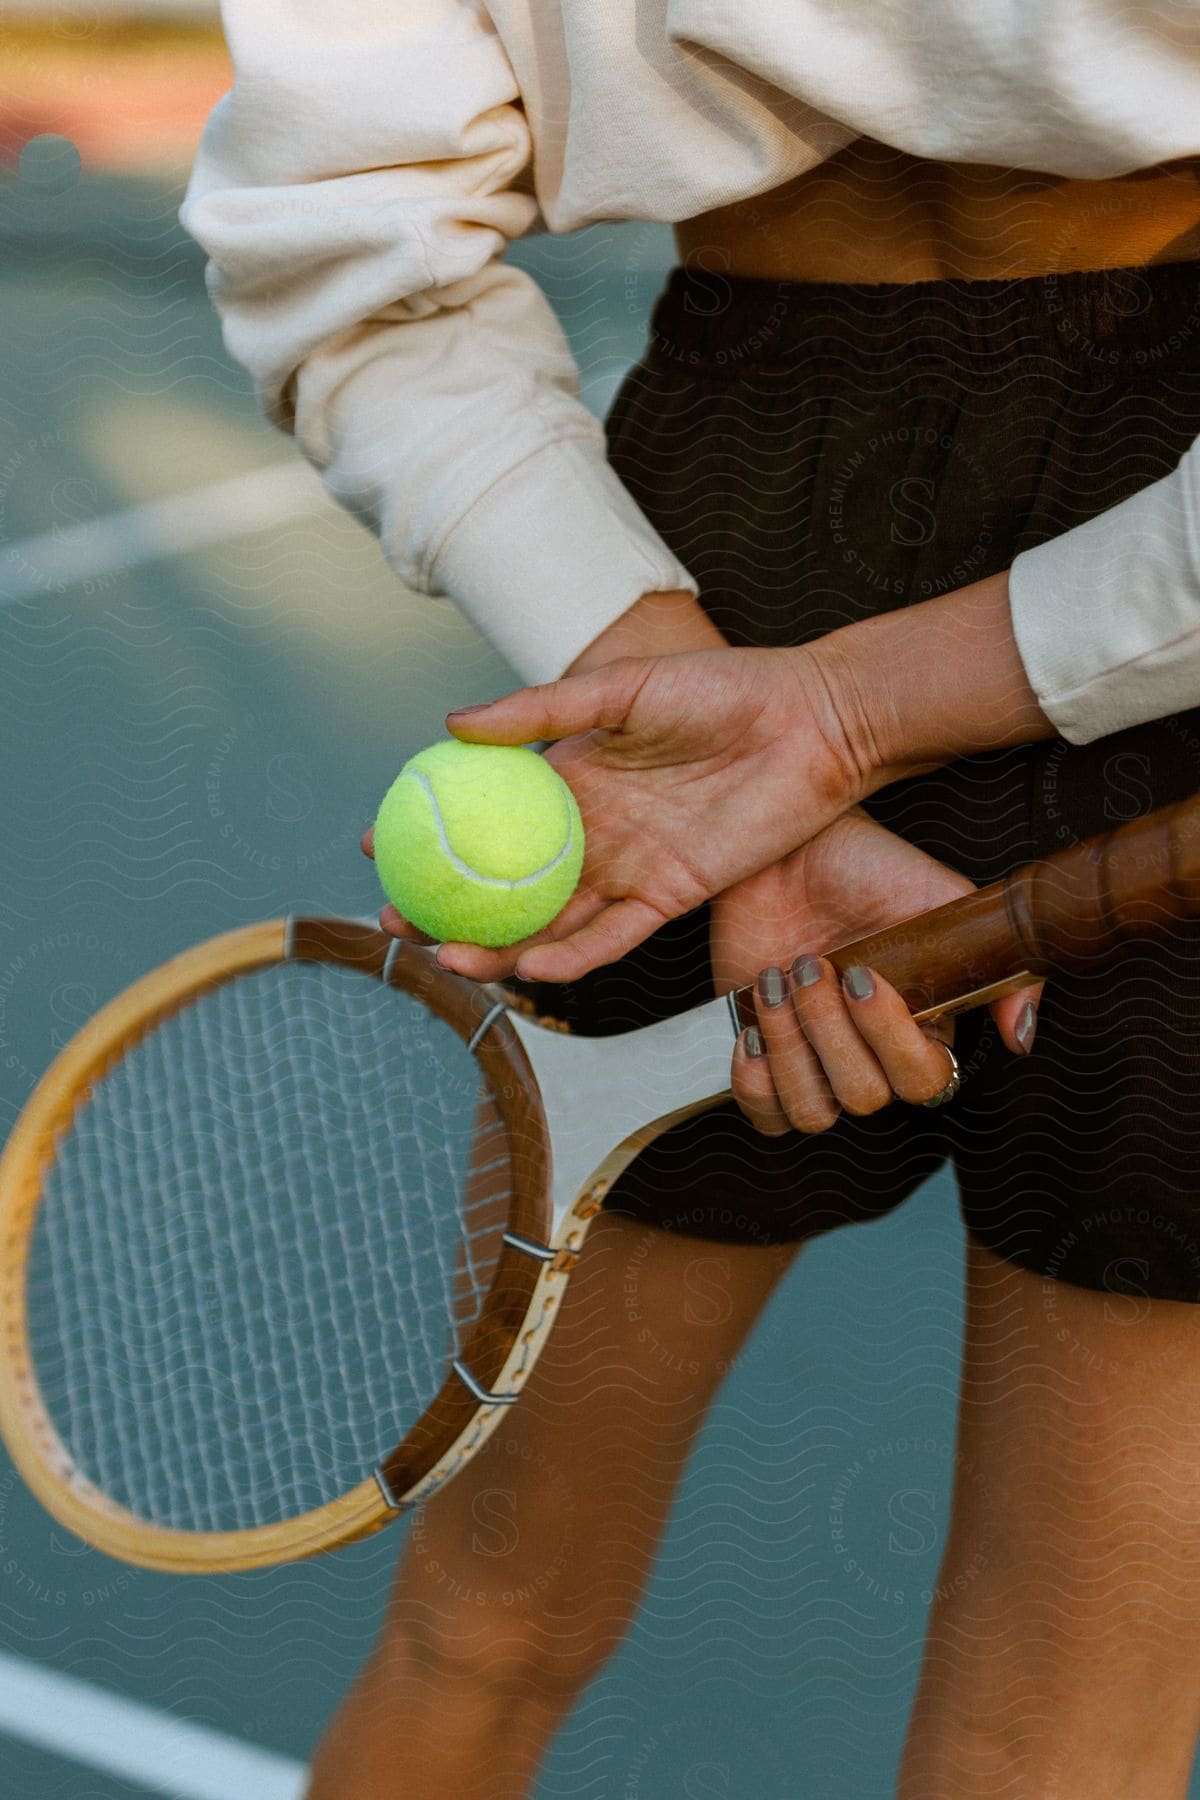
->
[901, 1238, 1200, 1799]
[308, 1209, 797, 1800]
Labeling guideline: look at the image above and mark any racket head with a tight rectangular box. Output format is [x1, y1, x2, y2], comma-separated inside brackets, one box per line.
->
[0, 917, 555, 1573]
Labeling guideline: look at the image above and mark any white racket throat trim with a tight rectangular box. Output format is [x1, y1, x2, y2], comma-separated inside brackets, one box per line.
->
[508, 992, 741, 1235]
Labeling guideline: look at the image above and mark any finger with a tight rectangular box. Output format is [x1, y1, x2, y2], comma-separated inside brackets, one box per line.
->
[839, 964, 958, 1104]
[433, 943, 524, 982]
[361, 825, 375, 859]
[731, 1027, 792, 1137]
[433, 888, 607, 982]
[752, 964, 842, 1134]
[786, 954, 894, 1118]
[989, 980, 1044, 1056]
[513, 896, 666, 982]
[446, 659, 647, 747]
[378, 904, 437, 947]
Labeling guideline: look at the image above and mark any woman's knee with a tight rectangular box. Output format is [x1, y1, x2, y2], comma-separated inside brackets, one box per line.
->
[374, 1592, 618, 1709]
[306, 1599, 615, 1800]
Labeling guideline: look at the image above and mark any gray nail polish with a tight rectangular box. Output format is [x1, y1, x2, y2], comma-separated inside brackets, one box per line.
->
[757, 965, 787, 1007]
[744, 1026, 766, 1059]
[1015, 999, 1037, 1053]
[844, 965, 875, 1002]
[792, 954, 822, 988]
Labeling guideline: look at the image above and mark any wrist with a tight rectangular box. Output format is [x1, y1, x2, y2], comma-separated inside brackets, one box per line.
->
[563, 589, 726, 674]
[817, 570, 1055, 791]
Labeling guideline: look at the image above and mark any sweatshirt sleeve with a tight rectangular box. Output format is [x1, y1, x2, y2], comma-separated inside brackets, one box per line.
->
[1008, 437, 1200, 743]
[180, 0, 698, 682]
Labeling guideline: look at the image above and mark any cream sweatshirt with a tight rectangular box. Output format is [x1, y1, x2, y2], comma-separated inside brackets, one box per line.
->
[182, 1, 1200, 743]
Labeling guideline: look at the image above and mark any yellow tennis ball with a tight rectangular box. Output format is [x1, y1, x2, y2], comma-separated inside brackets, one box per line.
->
[373, 740, 585, 948]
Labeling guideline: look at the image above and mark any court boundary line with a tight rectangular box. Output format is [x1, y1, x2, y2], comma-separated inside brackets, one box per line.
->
[0, 1646, 306, 1799]
[0, 461, 335, 606]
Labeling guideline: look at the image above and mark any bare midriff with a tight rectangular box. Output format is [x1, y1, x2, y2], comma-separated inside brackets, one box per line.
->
[674, 138, 1200, 283]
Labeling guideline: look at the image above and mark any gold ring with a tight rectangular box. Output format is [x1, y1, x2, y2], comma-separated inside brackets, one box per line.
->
[919, 1042, 961, 1107]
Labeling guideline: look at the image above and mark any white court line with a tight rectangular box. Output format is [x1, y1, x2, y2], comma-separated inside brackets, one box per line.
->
[0, 462, 335, 605]
[0, 1648, 307, 1799]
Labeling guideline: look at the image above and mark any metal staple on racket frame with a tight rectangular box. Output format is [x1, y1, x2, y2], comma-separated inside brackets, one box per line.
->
[451, 1358, 520, 1405]
[373, 1466, 414, 1514]
[502, 1230, 556, 1262]
[467, 1000, 507, 1052]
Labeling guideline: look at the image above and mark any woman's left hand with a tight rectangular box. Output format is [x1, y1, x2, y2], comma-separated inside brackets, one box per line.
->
[421, 642, 866, 983]
[711, 809, 1041, 1137]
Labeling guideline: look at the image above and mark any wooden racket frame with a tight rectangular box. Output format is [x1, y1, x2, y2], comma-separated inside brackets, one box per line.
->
[3, 790, 1198, 1573]
[0, 916, 571, 1574]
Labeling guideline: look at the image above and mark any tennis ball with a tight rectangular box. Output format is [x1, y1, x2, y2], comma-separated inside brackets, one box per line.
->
[373, 740, 585, 948]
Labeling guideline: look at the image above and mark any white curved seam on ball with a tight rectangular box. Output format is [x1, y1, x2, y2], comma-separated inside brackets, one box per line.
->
[411, 771, 575, 888]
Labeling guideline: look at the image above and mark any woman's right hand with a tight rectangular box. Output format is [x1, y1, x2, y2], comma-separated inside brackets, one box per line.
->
[717, 808, 1041, 1137]
[405, 642, 871, 984]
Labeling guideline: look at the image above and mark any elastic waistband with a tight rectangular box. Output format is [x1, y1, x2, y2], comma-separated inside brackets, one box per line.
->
[647, 261, 1200, 377]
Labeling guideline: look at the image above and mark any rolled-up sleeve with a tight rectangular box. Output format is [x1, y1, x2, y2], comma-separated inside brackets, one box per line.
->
[181, 0, 697, 681]
[1009, 437, 1200, 743]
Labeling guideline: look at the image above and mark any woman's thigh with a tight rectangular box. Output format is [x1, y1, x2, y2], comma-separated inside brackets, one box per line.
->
[382, 1208, 798, 1653]
[308, 1211, 799, 1800]
[902, 1237, 1200, 1799]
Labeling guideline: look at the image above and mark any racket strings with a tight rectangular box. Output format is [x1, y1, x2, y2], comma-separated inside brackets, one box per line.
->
[26, 961, 513, 1533]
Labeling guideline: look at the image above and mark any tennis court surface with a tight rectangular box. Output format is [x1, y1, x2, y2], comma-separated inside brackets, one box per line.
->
[6, 47, 1192, 1797]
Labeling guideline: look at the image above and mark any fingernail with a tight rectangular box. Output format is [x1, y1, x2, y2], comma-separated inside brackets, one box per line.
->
[792, 954, 822, 989]
[447, 701, 489, 716]
[744, 1026, 766, 1059]
[844, 965, 874, 1002]
[757, 965, 787, 1007]
[1015, 999, 1037, 1053]
[434, 945, 450, 966]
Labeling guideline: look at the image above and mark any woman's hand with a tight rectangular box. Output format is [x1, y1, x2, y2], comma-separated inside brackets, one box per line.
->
[367, 572, 1053, 985]
[422, 642, 866, 983]
[712, 809, 1041, 1137]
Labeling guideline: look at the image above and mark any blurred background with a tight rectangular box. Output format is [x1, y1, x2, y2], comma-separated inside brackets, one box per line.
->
[0, 7, 1155, 1798]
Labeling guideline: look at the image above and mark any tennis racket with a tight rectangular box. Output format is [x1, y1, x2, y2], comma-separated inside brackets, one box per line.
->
[1, 794, 1197, 1574]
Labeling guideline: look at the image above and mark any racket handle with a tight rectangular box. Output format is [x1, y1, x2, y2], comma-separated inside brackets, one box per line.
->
[730, 790, 1200, 1029]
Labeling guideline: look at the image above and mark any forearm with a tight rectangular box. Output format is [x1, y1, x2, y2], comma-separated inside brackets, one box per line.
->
[821, 569, 1055, 793]
[564, 576, 1050, 805]
[564, 588, 727, 674]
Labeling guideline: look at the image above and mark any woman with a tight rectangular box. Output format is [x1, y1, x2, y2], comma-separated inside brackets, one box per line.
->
[184, 6, 1200, 1794]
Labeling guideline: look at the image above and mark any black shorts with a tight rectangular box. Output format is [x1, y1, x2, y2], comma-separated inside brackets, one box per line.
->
[514, 261, 1200, 1302]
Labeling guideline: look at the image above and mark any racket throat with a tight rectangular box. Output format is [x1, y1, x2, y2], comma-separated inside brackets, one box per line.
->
[508, 992, 738, 1235]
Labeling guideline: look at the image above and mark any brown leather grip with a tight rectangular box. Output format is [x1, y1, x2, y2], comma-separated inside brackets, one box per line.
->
[730, 791, 1200, 1030]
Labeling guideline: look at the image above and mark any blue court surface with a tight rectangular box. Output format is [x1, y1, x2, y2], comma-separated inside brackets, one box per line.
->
[1, 163, 1194, 1799]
